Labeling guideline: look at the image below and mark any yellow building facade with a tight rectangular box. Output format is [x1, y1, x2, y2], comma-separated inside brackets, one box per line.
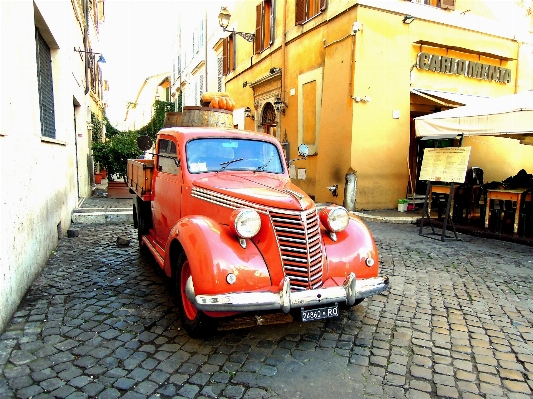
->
[223, 0, 533, 209]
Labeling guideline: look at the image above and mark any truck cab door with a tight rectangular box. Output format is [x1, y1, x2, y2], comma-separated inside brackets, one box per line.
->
[152, 138, 183, 245]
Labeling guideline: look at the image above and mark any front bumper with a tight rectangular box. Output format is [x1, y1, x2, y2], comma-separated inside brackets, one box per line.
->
[185, 273, 389, 313]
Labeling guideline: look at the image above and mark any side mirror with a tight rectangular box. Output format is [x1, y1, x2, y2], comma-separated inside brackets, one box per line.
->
[288, 144, 309, 166]
[298, 144, 309, 158]
[137, 135, 153, 151]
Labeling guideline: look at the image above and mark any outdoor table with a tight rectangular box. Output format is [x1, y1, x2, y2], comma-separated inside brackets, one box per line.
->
[484, 189, 532, 234]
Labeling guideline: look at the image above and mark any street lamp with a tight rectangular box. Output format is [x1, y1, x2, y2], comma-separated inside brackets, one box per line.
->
[218, 6, 255, 42]
[74, 47, 106, 63]
[244, 107, 255, 120]
[274, 96, 287, 115]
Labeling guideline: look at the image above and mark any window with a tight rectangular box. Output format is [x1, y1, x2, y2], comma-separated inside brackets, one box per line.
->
[157, 139, 179, 175]
[298, 67, 323, 155]
[255, 0, 274, 54]
[199, 20, 204, 51]
[222, 32, 236, 76]
[412, 0, 455, 10]
[186, 138, 284, 174]
[199, 74, 204, 103]
[35, 27, 56, 139]
[295, 0, 327, 25]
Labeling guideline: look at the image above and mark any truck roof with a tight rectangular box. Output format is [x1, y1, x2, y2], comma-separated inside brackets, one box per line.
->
[157, 126, 279, 142]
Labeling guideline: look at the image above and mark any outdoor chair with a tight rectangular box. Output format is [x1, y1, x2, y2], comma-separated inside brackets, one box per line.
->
[519, 187, 533, 237]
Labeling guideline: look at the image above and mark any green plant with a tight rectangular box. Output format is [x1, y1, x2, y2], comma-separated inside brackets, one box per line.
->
[92, 100, 174, 181]
[93, 130, 141, 182]
[137, 100, 175, 142]
[91, 113, 104, 143]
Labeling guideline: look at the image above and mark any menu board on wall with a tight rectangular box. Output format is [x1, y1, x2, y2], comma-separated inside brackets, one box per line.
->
[419, 147, 471, 183]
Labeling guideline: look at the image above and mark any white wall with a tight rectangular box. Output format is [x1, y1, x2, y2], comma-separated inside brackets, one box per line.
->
[0, 0, 92, 333]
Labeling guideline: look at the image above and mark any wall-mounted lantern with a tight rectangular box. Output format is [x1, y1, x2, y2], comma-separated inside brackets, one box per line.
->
[218, 7, 255, 42]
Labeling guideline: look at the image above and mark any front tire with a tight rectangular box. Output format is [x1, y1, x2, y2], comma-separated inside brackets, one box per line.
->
[174, 252, 217, 338]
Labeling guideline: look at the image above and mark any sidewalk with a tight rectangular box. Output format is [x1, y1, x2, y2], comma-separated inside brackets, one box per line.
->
[73, 179, 423, 225]
[72, 179, 134, 224]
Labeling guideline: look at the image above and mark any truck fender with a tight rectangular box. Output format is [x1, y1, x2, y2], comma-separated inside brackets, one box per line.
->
[166, 216, 272, 296]
[322, 216, 379, 280]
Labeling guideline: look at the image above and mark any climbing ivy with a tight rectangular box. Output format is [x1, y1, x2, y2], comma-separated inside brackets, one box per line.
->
[136, 100, 175, 142]
[91, 112, 104, 143]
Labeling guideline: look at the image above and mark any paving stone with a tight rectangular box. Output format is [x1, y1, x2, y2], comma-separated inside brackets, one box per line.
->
[113, 377, 136, 390]
[409, 380, 432, 392]
[480, 382, 504, 396]
[39, 377, 65, 392]
[2, 223, 533, 399]
[134, 380, 158, 395]
[436, 384, 459, 398]
[502, 380, 532, 394]
[411, 365, 432, 380]
[434, 373, 456, 387]
[457, 380, 479, 394]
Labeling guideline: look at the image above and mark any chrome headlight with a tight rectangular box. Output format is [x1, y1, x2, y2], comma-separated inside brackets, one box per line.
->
[319, 206, 349, 233]
[230, 209, 261, 238]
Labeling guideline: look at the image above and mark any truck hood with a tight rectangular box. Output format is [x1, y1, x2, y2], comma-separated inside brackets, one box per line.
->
[192, 173, 314, 211]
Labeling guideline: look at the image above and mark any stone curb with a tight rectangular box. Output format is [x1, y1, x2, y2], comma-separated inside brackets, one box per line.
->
[71, 210, 133, 224]
[352, 212, 421, 224]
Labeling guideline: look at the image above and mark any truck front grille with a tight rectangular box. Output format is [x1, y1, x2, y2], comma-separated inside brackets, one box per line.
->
[270, 209, 324, 290]
[191, 187, 325, 290]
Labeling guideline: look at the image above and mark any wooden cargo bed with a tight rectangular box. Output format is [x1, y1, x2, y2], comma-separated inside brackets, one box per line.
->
[127, 159, 154, 201]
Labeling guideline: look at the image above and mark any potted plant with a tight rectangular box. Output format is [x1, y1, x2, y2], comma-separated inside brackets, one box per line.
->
[94, 172, 103, 184]
[92, 130, 141, 197]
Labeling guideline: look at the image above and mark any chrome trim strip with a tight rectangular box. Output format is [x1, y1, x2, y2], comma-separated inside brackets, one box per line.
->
[186, 274, 390, 312]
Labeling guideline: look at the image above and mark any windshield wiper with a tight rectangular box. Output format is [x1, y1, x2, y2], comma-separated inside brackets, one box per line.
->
[218, 158, 244, 172]
[256, 154, 274, 172]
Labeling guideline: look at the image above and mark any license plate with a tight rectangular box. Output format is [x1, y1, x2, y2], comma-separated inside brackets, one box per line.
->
[301, 303, 339, 322]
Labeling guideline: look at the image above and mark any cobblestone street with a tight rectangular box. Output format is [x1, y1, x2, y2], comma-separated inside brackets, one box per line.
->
[1, 221, 532, 398]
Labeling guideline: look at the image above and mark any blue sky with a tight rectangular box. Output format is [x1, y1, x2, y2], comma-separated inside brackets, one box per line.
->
[99, 0, 180, 126]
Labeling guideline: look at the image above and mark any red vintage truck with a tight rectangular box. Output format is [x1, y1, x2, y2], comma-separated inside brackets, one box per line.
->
[127, 108, 389, 337]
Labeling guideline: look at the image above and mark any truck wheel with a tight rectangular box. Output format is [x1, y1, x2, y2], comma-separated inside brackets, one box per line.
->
[174, 253, 217, 337]
[339, 298, 364, 310]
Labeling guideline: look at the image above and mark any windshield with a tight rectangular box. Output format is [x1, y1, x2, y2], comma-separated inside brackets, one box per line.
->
[186, 138, 284, 174]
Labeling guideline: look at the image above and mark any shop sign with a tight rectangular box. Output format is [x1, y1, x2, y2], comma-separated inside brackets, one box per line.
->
[416, 52, 511, 84]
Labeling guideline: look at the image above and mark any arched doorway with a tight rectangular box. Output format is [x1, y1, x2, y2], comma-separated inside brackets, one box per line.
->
[260, 102, 277, 137]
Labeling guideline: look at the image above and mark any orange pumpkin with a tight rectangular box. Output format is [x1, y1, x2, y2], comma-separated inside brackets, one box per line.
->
[209, 97, 219, 109]
[226, 98, 235, 111]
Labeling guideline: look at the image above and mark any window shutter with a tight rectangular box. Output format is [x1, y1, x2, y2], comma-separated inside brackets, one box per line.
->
[440, 0, 455, 10]
[270, 0, 275, 46]
[222, 38, 228, 75]
[255, 3, 262, 54]
[199, 74, 204, 101]
[217, 56, 223, 91]
[295, 0, 306, 25]
[35, 28, 56, 139]
[320, 0, 327, 11]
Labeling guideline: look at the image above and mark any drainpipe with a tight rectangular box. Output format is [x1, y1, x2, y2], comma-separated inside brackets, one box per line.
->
[282, 0, 286, 103]
[84, 0, 89, 95]
[205, 9, 208, 92]
[343, 167, 357, 211]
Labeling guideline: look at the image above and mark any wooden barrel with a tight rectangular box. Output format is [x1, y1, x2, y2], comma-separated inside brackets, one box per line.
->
[164, 106, 234, 128]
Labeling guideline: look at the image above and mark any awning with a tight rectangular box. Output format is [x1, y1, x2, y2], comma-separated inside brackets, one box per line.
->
[411, 88, 489, 107]
[414, 90, 533, 142]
